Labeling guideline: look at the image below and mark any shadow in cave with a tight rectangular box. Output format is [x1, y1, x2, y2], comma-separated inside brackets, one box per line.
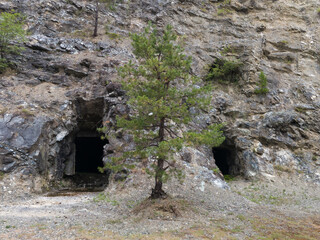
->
[213, 145, 239, 176]
[65, 135, 109, 191]
[75, 136, 105, 173]
[57, 98, 111, 192]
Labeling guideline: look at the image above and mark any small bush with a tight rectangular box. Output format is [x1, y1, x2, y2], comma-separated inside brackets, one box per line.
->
[217, 8, 232, 16]
[274, 165, 292, 173]
[105, 25, 122, 42]
[0, 11, 26, 73]
[224, 175, 235, 181]
[220, 45, 236, 55]
[21, 108, 34, 116]
[205, 58, 242, 83]
[211, 167, 220, 174]
[254, 71, 269, 95]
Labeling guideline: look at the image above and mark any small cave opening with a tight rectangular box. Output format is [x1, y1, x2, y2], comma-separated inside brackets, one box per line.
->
[213, 141, 239, 176]
[58, 97, 110, 191]
[213, 147, 232, 175]
[75, 136, 107, 174]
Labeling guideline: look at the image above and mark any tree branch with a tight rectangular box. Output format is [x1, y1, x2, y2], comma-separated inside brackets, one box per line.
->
[164, 126, 179, 138]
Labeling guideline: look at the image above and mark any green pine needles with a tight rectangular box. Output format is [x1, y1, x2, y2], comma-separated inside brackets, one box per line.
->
[104, 24, 225, 199]
[205, 58, 242, 83]
[254, 71, 269, 95]
[0, 11, 26, 72]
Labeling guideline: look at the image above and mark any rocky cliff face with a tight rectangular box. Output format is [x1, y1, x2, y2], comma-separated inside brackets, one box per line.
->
[0, 0, 319, 196]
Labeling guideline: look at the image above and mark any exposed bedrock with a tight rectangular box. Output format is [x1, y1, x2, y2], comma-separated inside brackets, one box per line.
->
[0, 0, 320, 196]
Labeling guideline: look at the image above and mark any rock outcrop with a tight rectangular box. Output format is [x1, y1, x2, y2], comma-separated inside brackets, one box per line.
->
[0, 0, 319, 196]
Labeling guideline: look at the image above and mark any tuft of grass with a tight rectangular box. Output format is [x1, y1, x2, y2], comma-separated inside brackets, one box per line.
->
[93, 193, 119, 206]
[21, 108, 34, 116]
[200, 7, 208, 13]
[106, 219, 122, 225]
[0, 172, 5, 181]
[216, 0, 232, 16]
[5, 225, 16, 229]
[105, 25, 122, 42]
[274, 165, 292, 173]
[295, 107, 307, 113]
[285, 58, 294, 64]
[220, 45, 236, 55]
[211, 167, 220, 174]
[237, 214, 246, 221]
[224, 175, 235, 182]
[312, 155, 317, 161]
[249, 216, 320, 240]
[279, 40, 289, 45]
[0, 107, 7, 115]
[217, 8, 232, 16]
[231, 225, 243, 233]
[70, 29, 91, 39]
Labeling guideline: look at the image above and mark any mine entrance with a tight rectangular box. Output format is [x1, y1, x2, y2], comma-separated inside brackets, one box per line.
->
[213, 147, 232, 175]
[213, 141, 239, 176]
[75, 135, 106, 174]
[59, 97, 110, 191]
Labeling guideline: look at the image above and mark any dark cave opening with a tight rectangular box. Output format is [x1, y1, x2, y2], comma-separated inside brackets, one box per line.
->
[61, 133, 109, 191]
[58, 98, 110, 191]
[75, 136, 106, 174]
[213, 145, 239, 176]
[213, 147, 231, 175]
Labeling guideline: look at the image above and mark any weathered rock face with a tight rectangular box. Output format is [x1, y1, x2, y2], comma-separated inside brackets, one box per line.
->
[0, 0, 320, 196]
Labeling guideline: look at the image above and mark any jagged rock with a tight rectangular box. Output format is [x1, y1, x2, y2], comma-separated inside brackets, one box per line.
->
[0, 114, 47, 149]
[0, 0, 320, 195]
[80, 59, 92, 68]
[65, 67, 88, 78]
[114, 169, 128, 181]
[26, 43, 52, 52]
[106, 82, 125, 96]
[0, 156, 16, 173]
[262, 111, 300, 129]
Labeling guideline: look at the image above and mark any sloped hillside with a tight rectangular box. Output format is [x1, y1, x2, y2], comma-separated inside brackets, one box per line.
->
[0, 0, 319, 197]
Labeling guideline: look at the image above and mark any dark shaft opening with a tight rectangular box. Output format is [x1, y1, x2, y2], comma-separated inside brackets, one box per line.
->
[75, 137, 105, 173]
[213, 148, 232, 175]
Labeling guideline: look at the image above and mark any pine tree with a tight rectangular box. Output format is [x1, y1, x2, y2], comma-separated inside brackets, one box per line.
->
[0, 11, 26, 72]
[105, 24, 225, 199]
[254, 71, 269, 95]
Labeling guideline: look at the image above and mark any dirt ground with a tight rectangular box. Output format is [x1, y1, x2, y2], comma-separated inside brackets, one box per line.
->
[0, 174, 319, 240]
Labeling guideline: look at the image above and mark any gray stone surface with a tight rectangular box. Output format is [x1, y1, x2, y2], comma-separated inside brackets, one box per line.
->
[0, 0, 320, 195]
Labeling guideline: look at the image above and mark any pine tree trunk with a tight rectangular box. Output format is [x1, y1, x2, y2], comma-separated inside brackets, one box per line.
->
[150, 117, 167, 199]
[151, 157, 166, 199]
[93, 0, 99, 37]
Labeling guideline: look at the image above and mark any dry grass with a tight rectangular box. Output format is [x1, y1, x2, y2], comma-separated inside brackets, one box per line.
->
[249, 215, 320, 240]
[132, 197, 189, 220]
[1, 212, 319, 240]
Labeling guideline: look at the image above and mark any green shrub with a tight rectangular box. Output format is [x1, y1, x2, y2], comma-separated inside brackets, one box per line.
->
[211, 167, 220, 174]
[224, 175, 235, 181]
[220, 45, 236, 55]
[105, 25, 122, 42]
[217, 8, 232, 16]
[0, 11, 26, 73]
[254, 71, 269, 95]
[205, 58, 242, 83]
